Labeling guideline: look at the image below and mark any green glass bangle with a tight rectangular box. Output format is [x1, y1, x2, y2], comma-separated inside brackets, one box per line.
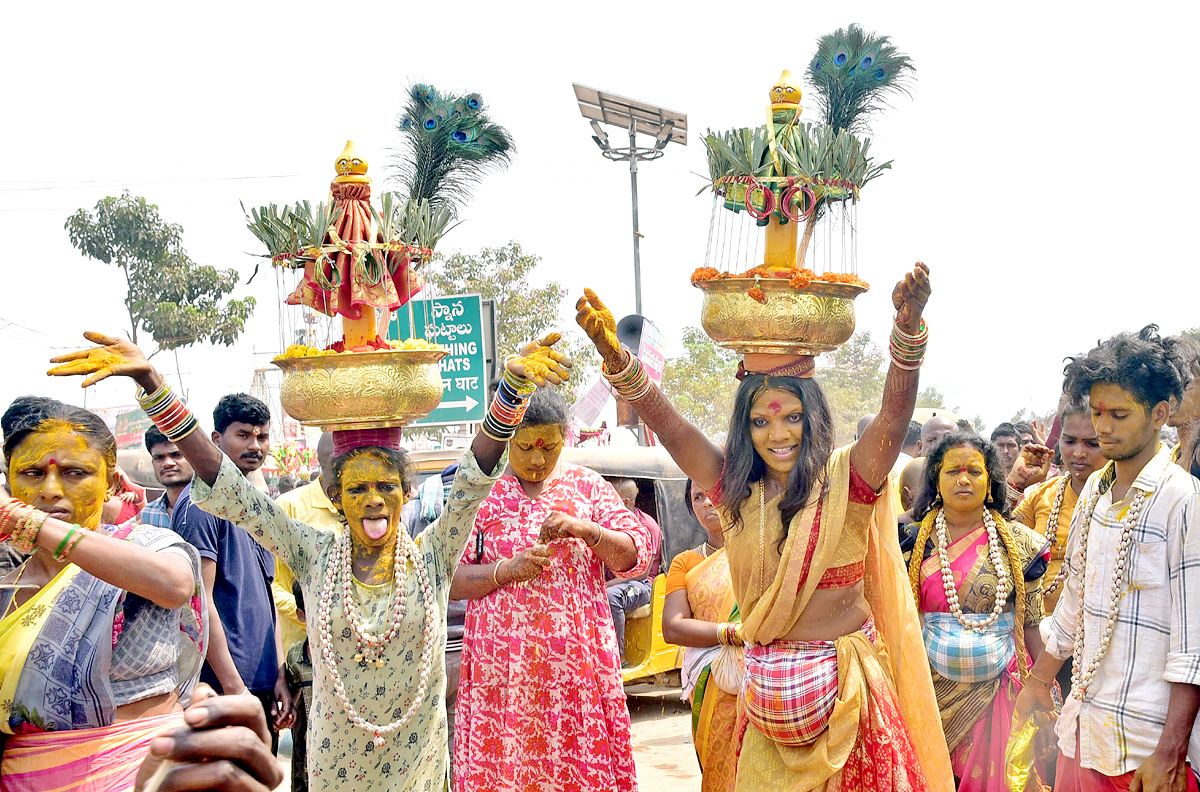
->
[53, 524, 79, 561]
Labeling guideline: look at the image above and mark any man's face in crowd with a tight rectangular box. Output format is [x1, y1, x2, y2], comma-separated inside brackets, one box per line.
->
[214, 422, 270, 474]
[1089, 383, 1167, 463]
[993, 434, 1021, 473]
[150, 441, 193, 489]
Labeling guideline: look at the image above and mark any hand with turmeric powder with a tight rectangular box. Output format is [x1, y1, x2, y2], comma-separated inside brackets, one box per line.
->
[506, 334, 572, 387]
[48, 331, 155, 388]
[574, 288, 623, 370]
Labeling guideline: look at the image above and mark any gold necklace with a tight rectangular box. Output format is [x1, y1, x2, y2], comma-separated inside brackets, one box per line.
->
[757, 481, 766, 589]
[2, 560, 31, 620]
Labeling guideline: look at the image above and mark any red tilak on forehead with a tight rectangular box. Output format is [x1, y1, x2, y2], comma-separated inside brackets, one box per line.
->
[535, 438, 545, 448]
[48, 459, 57, 467]
[768, 401, 782, 415]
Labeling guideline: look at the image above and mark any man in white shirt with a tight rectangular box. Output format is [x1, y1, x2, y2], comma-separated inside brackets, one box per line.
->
[1017, 325, 1200, 792]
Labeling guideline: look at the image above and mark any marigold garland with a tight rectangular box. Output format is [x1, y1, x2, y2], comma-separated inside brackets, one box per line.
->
[689, 266, 868, 291]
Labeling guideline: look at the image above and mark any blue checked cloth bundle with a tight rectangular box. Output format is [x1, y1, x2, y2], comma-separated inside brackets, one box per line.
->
[922, 611, 1015, 683]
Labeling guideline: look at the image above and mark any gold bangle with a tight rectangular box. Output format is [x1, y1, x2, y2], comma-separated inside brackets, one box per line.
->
[492, 559, 506, 587]
[587, 526, 603, 548]
[1028, 670, 1055, 686]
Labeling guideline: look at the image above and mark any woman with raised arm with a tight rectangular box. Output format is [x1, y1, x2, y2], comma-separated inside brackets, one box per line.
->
[0, 397, 206, 792]
[576, 262, 953, 792]
[49, 331, 569, 792]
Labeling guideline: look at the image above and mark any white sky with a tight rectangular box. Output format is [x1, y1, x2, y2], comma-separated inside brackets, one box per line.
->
[4, 1, 1198, 434]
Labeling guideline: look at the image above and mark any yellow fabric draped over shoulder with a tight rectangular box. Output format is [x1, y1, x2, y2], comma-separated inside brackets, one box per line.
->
[722, 444, 954, 792]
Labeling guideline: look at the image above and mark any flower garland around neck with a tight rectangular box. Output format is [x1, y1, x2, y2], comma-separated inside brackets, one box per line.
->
[1070, 479, 1147, 701]
[317, 524, 436, 746]
[934, 507, 1010, 632]
[1041, 475, 1071, 597]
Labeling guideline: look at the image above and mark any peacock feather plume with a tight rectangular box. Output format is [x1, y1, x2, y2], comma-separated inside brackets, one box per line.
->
[807, 23, 914, 134]
[393, 83, 515, 216]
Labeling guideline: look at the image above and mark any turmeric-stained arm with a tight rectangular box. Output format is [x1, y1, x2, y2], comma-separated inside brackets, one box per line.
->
[851, 263, 931, 491]
[576, 290, 724, 490]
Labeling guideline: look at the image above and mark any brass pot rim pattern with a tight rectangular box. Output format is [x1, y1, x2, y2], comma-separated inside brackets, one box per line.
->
[272, 348, 448, 372]
[692, 277, 867, 300]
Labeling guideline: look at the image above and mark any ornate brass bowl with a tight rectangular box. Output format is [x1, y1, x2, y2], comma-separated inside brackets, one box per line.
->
[273, 349, 447, 430]
[694, 278, 867, 355]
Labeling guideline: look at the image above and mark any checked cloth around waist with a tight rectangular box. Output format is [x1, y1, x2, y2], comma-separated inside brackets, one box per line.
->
[743, 616, 876, 746]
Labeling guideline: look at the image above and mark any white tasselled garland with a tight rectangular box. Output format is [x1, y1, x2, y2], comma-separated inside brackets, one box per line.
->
[1069, 484, 1147, 701]
[317, 526, 437, 746]
[1041, 476, 1071, 597]
[935, 508, 1010, 633]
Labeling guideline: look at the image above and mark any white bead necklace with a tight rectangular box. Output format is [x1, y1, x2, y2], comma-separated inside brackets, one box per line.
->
[317, 525, 437, 746]
[1041, 476, 1071, 597]
[934, 508, 1010, 632]
[1069, 482, 1147, 701]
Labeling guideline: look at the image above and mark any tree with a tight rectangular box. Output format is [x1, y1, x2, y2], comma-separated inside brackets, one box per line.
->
[425, 241, 595, 401]
[818, 331, 887, 445]
[916, 386, 946, 409]
[65, 191, 255, 352]
[659, 327, 740, 441]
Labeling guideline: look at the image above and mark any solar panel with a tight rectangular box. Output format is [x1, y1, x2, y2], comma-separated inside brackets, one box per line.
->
[573, 83, 687, 146]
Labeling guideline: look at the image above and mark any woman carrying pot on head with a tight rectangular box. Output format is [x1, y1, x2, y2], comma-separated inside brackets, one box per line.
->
[662, 479, 743, 792]
[0, 397, 206, 792]
[449, 389, 653, 792]
[49, 331, 569, 792]
[906, 433, 1050, 791]
[574, 263, 953, 792]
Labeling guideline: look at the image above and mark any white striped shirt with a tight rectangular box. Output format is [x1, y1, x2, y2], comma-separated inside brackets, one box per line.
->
[1042, 443, 1200, 775]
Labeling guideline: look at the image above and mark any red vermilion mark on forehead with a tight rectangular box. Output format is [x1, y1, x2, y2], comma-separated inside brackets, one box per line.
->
[768, 401, 782, 415]
[535, 438, 545, 448]
[48, 459, 57, 468]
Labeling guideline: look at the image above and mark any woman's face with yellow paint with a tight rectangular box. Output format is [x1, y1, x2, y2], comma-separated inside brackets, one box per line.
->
[336, 452, 406, 549]
[8, 421, 115, 529]
[509, 424, 564, 484]
[937, 445, 989, 514]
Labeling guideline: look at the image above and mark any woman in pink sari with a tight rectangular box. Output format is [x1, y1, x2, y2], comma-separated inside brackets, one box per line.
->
[906, 434, 1049, 790]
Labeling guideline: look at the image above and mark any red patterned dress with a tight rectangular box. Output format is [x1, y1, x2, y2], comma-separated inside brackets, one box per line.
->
[453, 464, 652, 791]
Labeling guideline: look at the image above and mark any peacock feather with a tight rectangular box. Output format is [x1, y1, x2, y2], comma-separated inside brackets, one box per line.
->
[393, 83, 515, 216]
[807, 23, 913, 134]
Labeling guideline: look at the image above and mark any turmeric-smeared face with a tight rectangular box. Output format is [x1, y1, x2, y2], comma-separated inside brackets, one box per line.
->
[8, 420, 115, 529]
[938, 446, 989, 514]
[509, 425, 564, 483]
[338, 453, 406, 548]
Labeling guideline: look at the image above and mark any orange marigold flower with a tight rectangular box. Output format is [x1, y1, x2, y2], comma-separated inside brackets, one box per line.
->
[747, 286, 767, 304]
[690, 267, 720, 283]
[789, 272, 812, 289]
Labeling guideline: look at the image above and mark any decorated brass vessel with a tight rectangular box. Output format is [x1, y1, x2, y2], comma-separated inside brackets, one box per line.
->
[274, 349, 447, 431]
[694, 278, 866, 355]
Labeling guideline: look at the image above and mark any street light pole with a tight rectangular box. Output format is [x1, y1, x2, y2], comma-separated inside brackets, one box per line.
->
[628, 119, 642, 316]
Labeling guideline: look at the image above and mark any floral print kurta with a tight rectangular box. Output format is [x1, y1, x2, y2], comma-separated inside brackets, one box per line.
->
[190, 449, 501, 792]
[454, 464, 652, 792]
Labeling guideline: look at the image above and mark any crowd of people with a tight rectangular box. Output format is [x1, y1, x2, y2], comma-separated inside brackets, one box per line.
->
[2, 264, 1200, 792]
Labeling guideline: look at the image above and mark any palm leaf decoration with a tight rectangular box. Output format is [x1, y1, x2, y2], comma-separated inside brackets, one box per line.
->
[807, 23, 913, 134]
[393, 84, 515, 216]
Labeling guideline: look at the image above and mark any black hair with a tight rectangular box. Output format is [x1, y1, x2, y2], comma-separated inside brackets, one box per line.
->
[213, 393, 271, 434]
[519, 389, 569, 432]
[904, 420, 922, 447]
[990, 422, 1020, 443]
[684, 479, 697, 518]
[717, 374, 834, 542]
[1064, 325, 1192, 411]
[2, 396, 118, 471]
[329, 447, 413, 503]
[1061, 400, 1091, 423]
[912, 432, 1011, 521]
[292, 579, 305, 615]
[144, 425, 170, 454]
[1013, 421, 1033, 438]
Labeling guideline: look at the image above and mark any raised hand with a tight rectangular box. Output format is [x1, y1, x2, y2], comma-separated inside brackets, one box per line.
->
[506, 333, 572, 387]
[574, 288, 623, 368]
[48, 332, 153, 388]
[891, 262, 931, 333]
[1009, 444, 1053, 490]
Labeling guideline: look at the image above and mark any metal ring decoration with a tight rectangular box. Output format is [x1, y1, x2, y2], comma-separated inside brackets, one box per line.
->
[744, 179, 775, 219]
[781, 184, 817, 222]
[358, 250, 385, 286]
[313, 252, 341, 291]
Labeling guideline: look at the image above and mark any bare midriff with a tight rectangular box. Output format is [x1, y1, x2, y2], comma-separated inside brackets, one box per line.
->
[114, 692, 181, 723]
[782, 582, 870, 642]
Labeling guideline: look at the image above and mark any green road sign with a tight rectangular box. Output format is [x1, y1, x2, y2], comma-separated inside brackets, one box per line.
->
[388, 294, 487, 425]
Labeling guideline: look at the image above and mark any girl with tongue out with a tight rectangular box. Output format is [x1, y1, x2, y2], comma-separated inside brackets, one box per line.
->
[49, 331, 571, 792]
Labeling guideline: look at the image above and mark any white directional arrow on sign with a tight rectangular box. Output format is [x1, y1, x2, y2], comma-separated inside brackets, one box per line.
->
[439, 394, 479, 412]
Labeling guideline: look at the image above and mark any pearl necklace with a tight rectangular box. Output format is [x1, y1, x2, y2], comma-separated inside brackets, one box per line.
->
[317, 526, 437, 746]
[1069, 481, 1147, 701]
[1041, 476, 1071, 596]
[934, 508, 1010, 632]
[341, 529, 408, 667]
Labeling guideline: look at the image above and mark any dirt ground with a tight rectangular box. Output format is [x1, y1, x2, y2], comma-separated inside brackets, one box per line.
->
[275, 686, 700, 790]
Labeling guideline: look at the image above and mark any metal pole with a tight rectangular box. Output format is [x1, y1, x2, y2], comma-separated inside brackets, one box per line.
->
[628, 121, 642, 317]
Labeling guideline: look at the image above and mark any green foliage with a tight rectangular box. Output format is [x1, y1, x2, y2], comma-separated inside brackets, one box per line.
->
[65, 191, 256, 351]
[425, 242, 593, 401]
[1181, 327, 1200, 344]
[817, 331, 886, 445]
[916, 386, 946, 409]
[659, 327, 740, 441]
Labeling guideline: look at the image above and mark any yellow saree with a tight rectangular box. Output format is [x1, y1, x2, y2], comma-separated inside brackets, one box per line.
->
[722, 445, 953, 792]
